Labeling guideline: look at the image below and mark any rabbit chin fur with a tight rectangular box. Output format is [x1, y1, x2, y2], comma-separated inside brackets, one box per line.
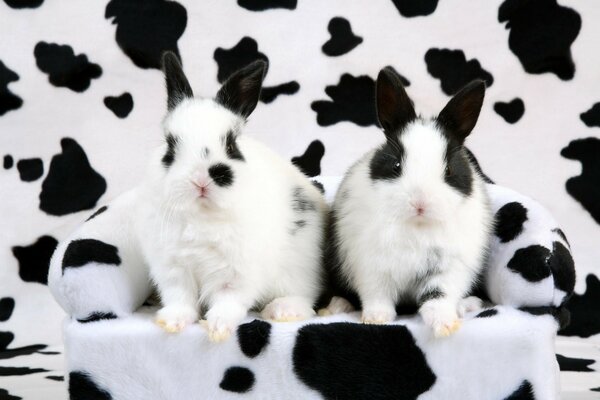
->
[331, 120, 493, 336]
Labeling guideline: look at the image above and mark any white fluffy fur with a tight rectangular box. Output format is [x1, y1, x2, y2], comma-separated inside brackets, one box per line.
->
[331, 121, 493, 337]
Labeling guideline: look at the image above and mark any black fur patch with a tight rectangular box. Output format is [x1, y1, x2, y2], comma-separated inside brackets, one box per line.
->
[16, 158, 44, 182]
[225, 131, 244, 161]
[503, 380, 535, 400]
[292, 140, 325, 177]
[0, 298, 15, 322]
[237, 320, 271, 358]
[425, 48, 493, 95]
[260, 81, 299, 103]
[498, 0, 581, 80]
[34, 42, 102, 92]
[494, 98, 525, 124]
[86, 205, 108, 222]
[322, 17, 363, 57]
[3, 0, 43, 8]
[519, 306, 570, 330]
[476, 308, 498, 318]
[105, 0, 187, 69]
[40, 138, 107, 216]
[104, 92, 133, 118]
[69, 371, 113, 400]
[0, 366, 49, 376]
[507, 245, 551, 282]
[3, 155, 14, 169]
[208, 163, 234, 187]
[214, 37, 268, 84]
[219, 367, 255, 393]
[580, 103, 600, 128]
[0, 60, 23, 116]
[391, 0, 438, 17]
[77, 312, 118, 324]
[293, 323, 436, 399]
[494, 202, 528, 242]
[311, 180, 325, 194]
[552, 228, 569, 247]
[0, 388, 21, 400]
[464, 147, 494, 184]
[443, 147, 473, 196]
[162, 134, 179, 168]
[237, 0, 296, 11]
[292, 186, 316, 212]
[418, 288, 444, 305]
[560, 274, 600, 338]
[369, 140, 405, 181]
[549, 241, 575, 296]
[556, 354, 595, 372]
[11, 235, 58, 284]
[62, 239, 122, 272]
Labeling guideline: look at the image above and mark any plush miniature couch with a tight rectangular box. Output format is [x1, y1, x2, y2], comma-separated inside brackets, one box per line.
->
[51, 177, 575, 400]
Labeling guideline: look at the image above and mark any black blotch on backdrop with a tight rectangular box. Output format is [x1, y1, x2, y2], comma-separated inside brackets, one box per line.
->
[560, 274, 600, 338]
[0, 366, 49, 376]
[3, 155, 14, 169]
[293, 323, 436, 399]
[237, 0, 296, 11]
[0, 388, 22, 400]
[69, 371, 113, 400]
[219, 367, 255, 393]
[494, 202, 528, 242]
[16, 158, 43, 182]
[425, 48, 493, 95]
[292, 140, 325, 177]
[104, 92, 133, 118]
[0, 60, 23, 116]
[62, 239, 121, 271]
[86, 205, 108, 222]
[494, 98, 525, 124]
[592, 387, 600, 392]
[507, 245, 552, 282]
[580, 103, 600, 128]
[260, 81, 299, 103]
[46, 375, 64, 382]
[11, 235, 58, 284]
[561, 137, 600, 224]
[556, 354, 595, 372]
[3, 0, 43, 8]
[0, 331, 13, 350]
[77, 312, 118, 324]
[498, 0, 581, 80]
[322, 17, 363, 57]
[0, 343, 47, 360]
[237, 320, 271, 358]
[0, 298, 15, 321]
[105, 0, 187, 69]
[214, 37, 268, 84]
[391, 0, 438, 17]
[39, 138, 107, 216]
[503, 380, 535, 400]
[34, 42, 102, 92]
[476, 308, 498, 318]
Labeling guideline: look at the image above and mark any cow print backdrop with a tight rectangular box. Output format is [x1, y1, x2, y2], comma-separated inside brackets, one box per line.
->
[0, 0, 598, 398]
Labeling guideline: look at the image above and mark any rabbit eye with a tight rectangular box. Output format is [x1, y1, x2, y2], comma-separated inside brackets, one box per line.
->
[393, 161, 401, 172]
[445, 165, 452, 176]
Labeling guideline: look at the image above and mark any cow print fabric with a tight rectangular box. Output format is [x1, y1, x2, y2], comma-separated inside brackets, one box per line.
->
[1, 1, 599, 398]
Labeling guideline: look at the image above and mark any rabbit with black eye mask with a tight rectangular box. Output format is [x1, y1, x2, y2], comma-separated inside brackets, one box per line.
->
[138, 53, 328, 341]
[321, 67, 493, 337]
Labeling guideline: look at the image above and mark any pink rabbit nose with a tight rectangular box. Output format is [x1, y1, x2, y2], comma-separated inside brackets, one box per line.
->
[411, 200, 427, 216]
[192, 178, 211, 198]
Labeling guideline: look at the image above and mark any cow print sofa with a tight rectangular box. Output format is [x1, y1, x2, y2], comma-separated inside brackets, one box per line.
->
[50, 177, 575, 400]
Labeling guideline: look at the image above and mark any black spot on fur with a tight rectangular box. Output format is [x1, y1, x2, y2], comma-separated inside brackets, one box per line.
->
[292, 186, 316, 212]
[580, 103, 600, 128]
[214, 37, 268, 84]
[425, 48, 493, 95]
[464, 147, 494, 184]
[561, 137, 600, 224]
[105, 0, 187, 69]
[556, 354, 595, 372]
[322, 17, 363, 57]
[86, 206, 108, 222]
[369, 141, 405, 181]
[0, 388, 21, 400]
[549, 241, 575, 297]
[69, 371, 113, 400]
[34, 42, 102, 92]
[560, 274, 600, 338]
[0, 366, 49, 376]
[219, 367, 255, 393]
[237, 0, 296, 11]
[11, 235, 58, 284]
[494, 98, 525, 123]
[0, 60, 23, 116]
[293, 323, 436, 399]
[444, 147, 473, 196]
[16, 158, 43, 182]
[46, 375, 64, 382]
[312, 180, 325, 194]
[77, 312, 118, 323]
[552, 228, 570, 247]
[162, 134, 179, 168]
[62, 239, 121, 272]
[225, 131, 244, 161]
[40, 138, 106, 216]
[418, 288, 444, 305]
[520, 306, 570, 330]
[209, 163, 234, 187]
[104, 92, 133, 118]
[0, 298, 15, 321]
[292, 140, 325, 177]
[507, 245, 552, 282]
[260, 81, 299, 103]
[503, 380, 535, 400]
[237, 320, 271, 358]
[494, 202, 528, 242]
[391, 0, 438, 17]
[3, 155, 14, 169]
[476, 308, 498, 318]
[3, 0, 43, 8]
[499, 0, 581, 80]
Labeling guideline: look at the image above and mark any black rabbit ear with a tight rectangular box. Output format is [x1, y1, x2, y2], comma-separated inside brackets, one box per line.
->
[216, 60, 268, 119]
[437, 80, 486, 144]
[162, 51, 193, 111]
[376, 66, 416, 136]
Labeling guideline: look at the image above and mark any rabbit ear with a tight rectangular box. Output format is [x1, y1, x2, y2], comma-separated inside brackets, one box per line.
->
[162, 51, 193, 111]
[216, 59, 268, 119]
[437, 80, 486, 144]
[376, 66, 416, 137]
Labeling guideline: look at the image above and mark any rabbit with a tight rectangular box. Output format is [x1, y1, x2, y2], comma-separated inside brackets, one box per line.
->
[321, 67, 493, 337]
[48, 52, 328, 342]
